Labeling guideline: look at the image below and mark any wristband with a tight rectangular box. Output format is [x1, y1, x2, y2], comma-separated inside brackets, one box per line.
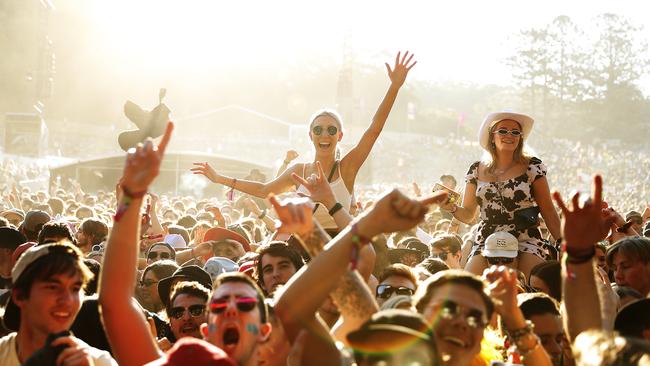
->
[349, 222, 371, 270]
[122, 186, 148, 199]
[562, 242, 595, 264]
[328, 202, 343, 216]
[114, 186, 147, 222]
[257, 209, 267, 220]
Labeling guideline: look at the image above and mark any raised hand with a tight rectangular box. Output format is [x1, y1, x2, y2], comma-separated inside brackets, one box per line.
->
[385, 51, 417, 88]
[121, 122, 173, 193]
[269, 195, 314, 239]
[285, 150, 299, 163]
[552, 175, 616, 254]
[357, 189, 447, 238]
[290, 161, 337, 208]
[483, 265, 519, 318]
[190, 162, 219, 183]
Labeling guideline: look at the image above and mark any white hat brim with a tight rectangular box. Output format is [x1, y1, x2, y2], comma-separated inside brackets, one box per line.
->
[482, 249, 518, 258]
[478, 111, 534, 150]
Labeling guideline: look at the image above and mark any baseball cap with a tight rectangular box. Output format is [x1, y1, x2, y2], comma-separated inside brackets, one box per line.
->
[157, 265, 213, 306]
[0, 227, 27, 250]
[145, 337, 236, 366]
[20, 210, 51, 233]
[203, 257, 239, 282]
[164, 234, 187, 249]
[3, 243, 84, 331]
[483, 232, 518, 258]
[614, 298, 650, 338]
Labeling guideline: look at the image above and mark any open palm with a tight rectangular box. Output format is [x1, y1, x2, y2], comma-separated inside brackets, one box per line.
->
[386, 51, 417, 87]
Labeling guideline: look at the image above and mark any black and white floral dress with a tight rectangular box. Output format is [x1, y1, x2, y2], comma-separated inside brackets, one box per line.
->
[466, 157, 548, 259]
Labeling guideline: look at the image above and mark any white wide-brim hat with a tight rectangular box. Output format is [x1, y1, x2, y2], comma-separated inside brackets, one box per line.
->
[478, 111, 534, 150]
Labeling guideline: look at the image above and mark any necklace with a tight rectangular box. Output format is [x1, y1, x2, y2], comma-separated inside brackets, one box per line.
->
[491, 162, 516, 178]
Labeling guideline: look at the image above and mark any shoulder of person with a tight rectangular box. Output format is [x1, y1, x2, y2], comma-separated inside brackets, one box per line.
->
[528, 157, 542, 165]
[0, 333, 19, 366]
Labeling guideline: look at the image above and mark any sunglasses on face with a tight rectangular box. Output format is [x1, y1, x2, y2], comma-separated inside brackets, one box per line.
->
[209, 297, 258, 314]
[486, 257, 514, 265]
[376, 284, 415, 299]
[148, 251, 171, 260]
[434, 300, 488, 329]
[169, 304, 206, 319]
[431, 252, 449, 261]
[493, 129, 522, 137]
[312, 125, 338, 136]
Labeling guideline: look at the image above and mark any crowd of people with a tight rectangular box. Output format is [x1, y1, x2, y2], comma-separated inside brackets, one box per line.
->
[0, 52, 649, 366]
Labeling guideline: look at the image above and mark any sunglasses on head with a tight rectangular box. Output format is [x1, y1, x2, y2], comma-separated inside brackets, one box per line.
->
[376, 284, 414, 299]
[169, 304, 206, 319]
[435, 300, 488, 329]
[312, 125, 338, 136]
[147, 251, 171, 260]
[493, 129, 522, 137]
[209, 297, 258, 314]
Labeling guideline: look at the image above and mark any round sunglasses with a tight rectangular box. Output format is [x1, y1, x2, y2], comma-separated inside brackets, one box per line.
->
[434, 300, 488, 329]
[312, 125, 338, 136]
[493, 129, 522, 137]
[209, 297, 258, 314]
[169, 304, 206, 319]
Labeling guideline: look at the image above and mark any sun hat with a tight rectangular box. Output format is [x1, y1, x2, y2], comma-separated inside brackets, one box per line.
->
[204, 227, 250, 252]
[483, 232, 518, 258]
[478, 111, 534, 150]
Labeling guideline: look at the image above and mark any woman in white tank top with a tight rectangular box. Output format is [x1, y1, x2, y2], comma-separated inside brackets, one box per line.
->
[192, 52, 417, 230]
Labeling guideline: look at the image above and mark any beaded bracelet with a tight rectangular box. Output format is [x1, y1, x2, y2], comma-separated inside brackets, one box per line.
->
[114, 186, 147, 222]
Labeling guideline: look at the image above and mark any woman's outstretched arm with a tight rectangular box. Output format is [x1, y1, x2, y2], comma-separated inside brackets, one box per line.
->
[191, 161, 301, 198]
[342, 51, 417, 178]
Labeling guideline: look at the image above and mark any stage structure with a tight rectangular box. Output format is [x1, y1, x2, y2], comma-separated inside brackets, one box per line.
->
[49, 152, 271, 198]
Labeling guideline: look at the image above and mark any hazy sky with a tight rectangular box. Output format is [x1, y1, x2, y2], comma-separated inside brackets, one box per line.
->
[85, 0, 650, 94]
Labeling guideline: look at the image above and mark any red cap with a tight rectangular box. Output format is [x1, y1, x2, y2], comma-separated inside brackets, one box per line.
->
[11, 242, 37, 267]
[145, 338, 236, 366]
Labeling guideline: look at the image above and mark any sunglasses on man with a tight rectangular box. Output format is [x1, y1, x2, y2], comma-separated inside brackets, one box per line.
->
[375, 284, 415, 299]
[169, 304, 206, 319]
[493, 129, 522, 137]
[147, 251, 172, 260]
[209, 297, 258, 314]
[312, 125, 338, 136]
[433, 300, 488, 329]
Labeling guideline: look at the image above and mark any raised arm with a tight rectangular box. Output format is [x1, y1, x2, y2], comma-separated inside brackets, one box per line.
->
[341, 52, 416, 176]
[276, 150, 299, 178]
[191, 161, 300, 198]
[98, 123, 174, 366]
[441, 181, 479, 224]
[552, 175, 616, 341]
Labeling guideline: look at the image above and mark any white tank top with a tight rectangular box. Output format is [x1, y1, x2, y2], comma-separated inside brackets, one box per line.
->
[297, 162, 352, 230]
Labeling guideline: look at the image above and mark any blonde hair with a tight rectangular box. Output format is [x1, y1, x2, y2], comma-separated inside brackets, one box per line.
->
[482, 121, 532, 175]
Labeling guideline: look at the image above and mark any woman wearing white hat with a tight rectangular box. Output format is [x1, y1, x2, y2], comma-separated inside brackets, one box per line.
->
[441, 111, 561, 277]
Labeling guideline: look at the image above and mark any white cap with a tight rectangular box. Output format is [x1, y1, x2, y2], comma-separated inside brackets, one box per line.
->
[164, 234, 187, 249]
[483, 232, 518, 258]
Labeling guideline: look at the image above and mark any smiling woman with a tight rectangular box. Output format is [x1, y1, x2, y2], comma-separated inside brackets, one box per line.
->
[192, 52, 417, 230]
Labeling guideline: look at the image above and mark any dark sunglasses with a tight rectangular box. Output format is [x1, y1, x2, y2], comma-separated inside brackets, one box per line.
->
[312, 125, 338, 136]
[431, 252, 449, 261]
[493, 129, 522, 137]
[435, 300, 488, 329]
[376, 284, 414, 299]
[169, 304, 206, 319]
[147, 251, 171, 260]
[209, 297, 258, 314]
[486, 257, 514, 265]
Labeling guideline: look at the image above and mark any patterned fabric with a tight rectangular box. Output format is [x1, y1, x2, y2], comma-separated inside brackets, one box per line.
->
[466, 157, 549, 259]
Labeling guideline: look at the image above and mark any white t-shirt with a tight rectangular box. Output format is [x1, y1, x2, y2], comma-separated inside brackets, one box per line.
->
[0, 332, 117, 366]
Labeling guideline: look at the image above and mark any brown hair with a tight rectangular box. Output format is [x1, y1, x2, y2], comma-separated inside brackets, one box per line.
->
[484, 121, 531, 175]
[378, 263, 418, 287]
[413, 270, 494, 318]
[213, 272, 268, 323]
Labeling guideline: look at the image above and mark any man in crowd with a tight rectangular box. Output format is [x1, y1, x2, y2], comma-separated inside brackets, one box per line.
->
[255, 241, 303, 295]
[167, 281, 210, 341]
[76, 218, 109, 253]
[0, 242, 116, 365]
[0, 228, 26, 293]
[430, 234, 463, 269]
[19, 210, 50, 242]
[517, 292, 567, 366]
[605, 236, 650, 297]
[375, 263, 417, 307]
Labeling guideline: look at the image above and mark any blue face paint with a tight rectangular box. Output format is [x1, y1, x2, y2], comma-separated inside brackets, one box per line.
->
[208, 323, 217, 333]
[246, 323, 259, 336]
